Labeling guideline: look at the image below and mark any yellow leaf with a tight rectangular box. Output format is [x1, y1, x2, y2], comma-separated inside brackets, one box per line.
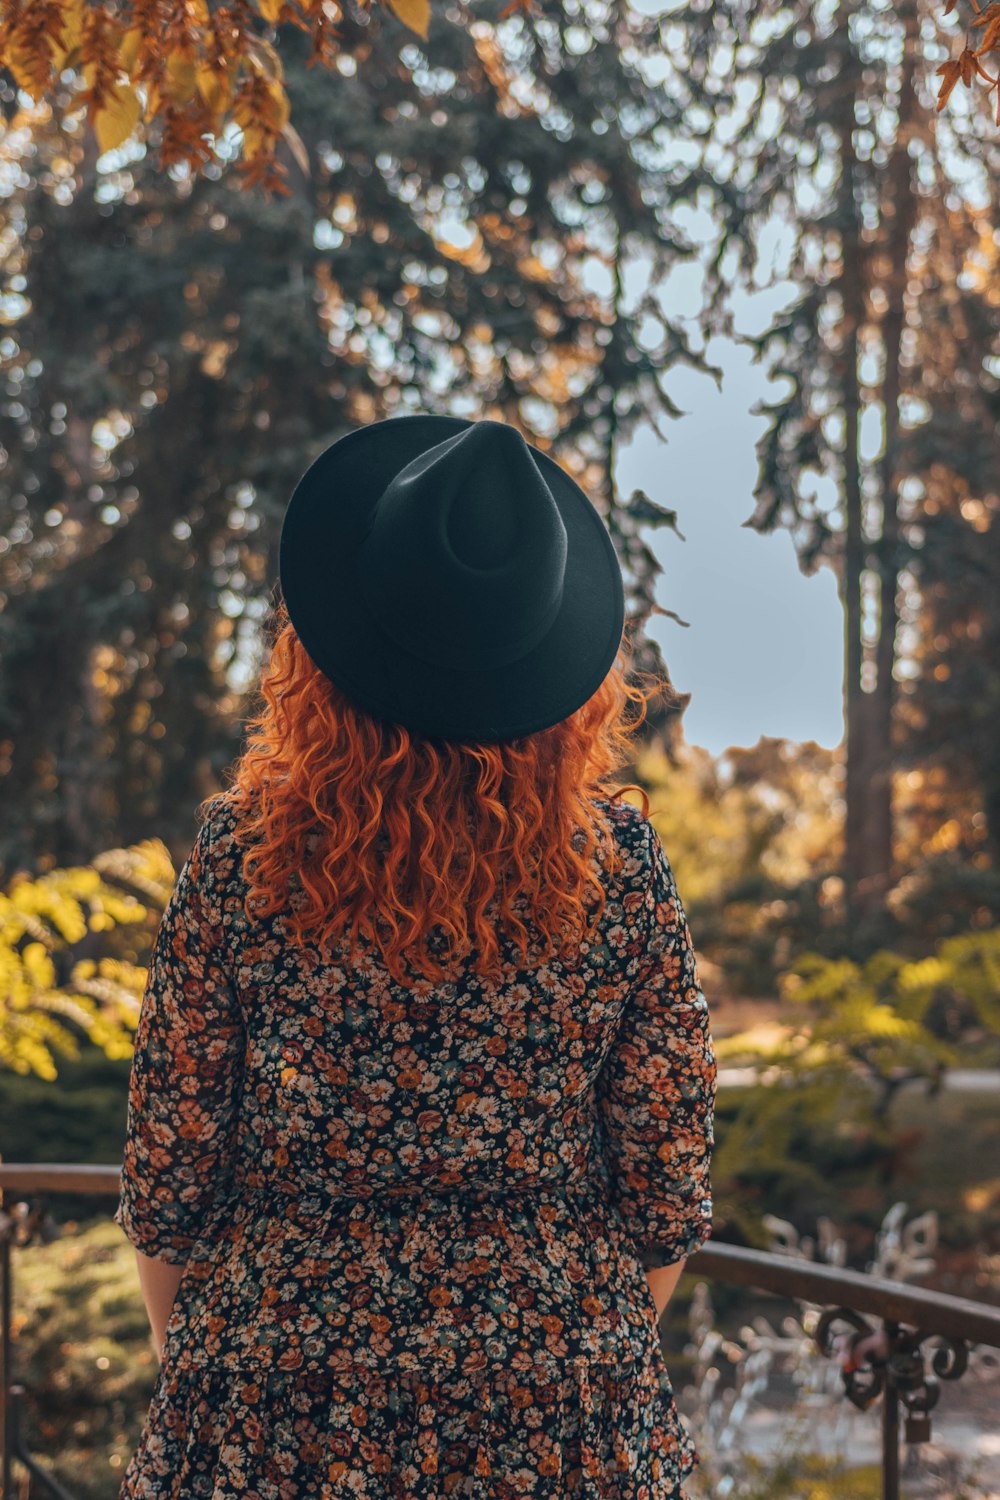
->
[165, 50, 198, 104]
[244, 33, 284, 81]
[241, 124, 269, 160]
[3, 38, 45, 94]
[196, 63, 231, 114]
[94, 82, 141, 153]
[50, 0, 87, 72]
[257, 0, 286, 20]
[385, 0, 430, 40]
[118, 26, 146, 78]
[266, 78, 291, 129]
[186, 0, 210, 19]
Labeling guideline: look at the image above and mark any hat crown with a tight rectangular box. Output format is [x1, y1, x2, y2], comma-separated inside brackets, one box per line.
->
[355, 419, 568, 672]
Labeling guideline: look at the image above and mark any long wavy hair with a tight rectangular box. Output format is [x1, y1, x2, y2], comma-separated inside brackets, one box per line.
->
[207, 594, 676, 986]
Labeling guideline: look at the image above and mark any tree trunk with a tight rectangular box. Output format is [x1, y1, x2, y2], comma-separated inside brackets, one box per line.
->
[841, 4, 920, 923]
[837, 72, 873, 927]
[866, 2, 920, 908]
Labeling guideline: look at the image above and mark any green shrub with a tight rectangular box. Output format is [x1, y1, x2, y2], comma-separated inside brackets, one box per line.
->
[6, 1218, 159, 1500]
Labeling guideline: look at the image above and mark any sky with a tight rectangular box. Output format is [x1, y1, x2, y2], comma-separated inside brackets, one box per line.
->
[617, 337, 846, 758]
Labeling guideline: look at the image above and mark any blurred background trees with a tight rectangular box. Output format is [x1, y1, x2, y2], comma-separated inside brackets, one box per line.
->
[704, 0, 1000, 932]
[1, 1, 740, 872]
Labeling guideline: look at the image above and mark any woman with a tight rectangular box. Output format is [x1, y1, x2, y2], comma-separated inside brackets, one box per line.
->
[114, 415, 717, 1498]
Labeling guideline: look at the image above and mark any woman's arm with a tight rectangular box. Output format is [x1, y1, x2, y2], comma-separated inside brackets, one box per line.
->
[134, 1250, 185, 1364]
[645, 1258, 686, 1322]
[113, 805, 245, 1363]
[596, 818, 717, 1298]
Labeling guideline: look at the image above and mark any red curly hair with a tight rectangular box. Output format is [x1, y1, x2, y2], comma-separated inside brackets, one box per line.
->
[207, 595, 675, 987]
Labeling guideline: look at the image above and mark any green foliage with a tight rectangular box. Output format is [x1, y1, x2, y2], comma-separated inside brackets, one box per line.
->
[771, 950, 957, 1107]
[633, 737, 1000, 1002]
[886, 1086, 1000, 1251]
[918, 927, 1000, 1036]
[711, 929, 1000, 1241]
[761, 928, 1000, 1087]
[710, 1075, 897, 1243]
[633, 737, 848, 996]
[0, 838, 175, 1081]
[0, 1041, 131, 1170]
[7, 1217, 160, 1500]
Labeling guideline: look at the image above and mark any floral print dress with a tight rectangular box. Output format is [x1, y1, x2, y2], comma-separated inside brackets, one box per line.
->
[114, 792, 717, 1499]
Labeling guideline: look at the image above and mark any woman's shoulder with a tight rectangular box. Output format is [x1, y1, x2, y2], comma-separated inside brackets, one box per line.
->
[589, 794, 657, 888]
[193, 790, 248, 884]
[592, 793, 653, 845]
[197, 789, 240, 837]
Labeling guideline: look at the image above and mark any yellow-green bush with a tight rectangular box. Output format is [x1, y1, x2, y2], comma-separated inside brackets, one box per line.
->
[0, 839, 176, 1081]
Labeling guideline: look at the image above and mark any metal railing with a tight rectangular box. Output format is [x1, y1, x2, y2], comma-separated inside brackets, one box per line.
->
[3, 1163, 1000, 1500]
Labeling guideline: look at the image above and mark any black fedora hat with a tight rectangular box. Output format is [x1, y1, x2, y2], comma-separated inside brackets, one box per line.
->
[277, 414, 625, 744]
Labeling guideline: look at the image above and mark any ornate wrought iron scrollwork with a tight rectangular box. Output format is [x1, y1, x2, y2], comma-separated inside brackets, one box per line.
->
[815, 1306, 888, 1409]
[814, 1306, 972, 1451]
[926, 1332, 970, 1383]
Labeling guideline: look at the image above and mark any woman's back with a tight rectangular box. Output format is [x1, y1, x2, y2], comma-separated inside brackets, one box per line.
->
[115, 789, 715, 1497]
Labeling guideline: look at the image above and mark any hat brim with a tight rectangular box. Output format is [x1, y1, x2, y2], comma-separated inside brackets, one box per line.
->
[278, 415, 626, 743]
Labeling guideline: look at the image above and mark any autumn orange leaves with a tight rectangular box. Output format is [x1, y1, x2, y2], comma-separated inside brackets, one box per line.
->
[935, 0, 1000, 121]
[0, 0, 432, 196]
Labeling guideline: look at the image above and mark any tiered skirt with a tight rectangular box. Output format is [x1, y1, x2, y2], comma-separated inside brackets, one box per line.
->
[120, 1345, 697, 1498]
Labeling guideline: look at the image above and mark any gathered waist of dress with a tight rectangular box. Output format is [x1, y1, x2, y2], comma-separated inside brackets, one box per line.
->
[230, 1162, 615, 1217]
[173, 1156, 658, 1380]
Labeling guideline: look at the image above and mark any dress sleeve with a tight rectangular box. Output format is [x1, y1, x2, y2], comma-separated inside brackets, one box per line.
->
[113, 808, 245, 1264]
[596, 817, 717, 1269]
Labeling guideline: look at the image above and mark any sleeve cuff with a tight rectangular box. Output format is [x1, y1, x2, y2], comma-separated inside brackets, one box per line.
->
[634, 1204, 714, 1269]
[113, 1195, 195, 1265]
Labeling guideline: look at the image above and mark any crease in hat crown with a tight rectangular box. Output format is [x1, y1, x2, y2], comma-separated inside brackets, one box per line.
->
[355, 419, 570, 673]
